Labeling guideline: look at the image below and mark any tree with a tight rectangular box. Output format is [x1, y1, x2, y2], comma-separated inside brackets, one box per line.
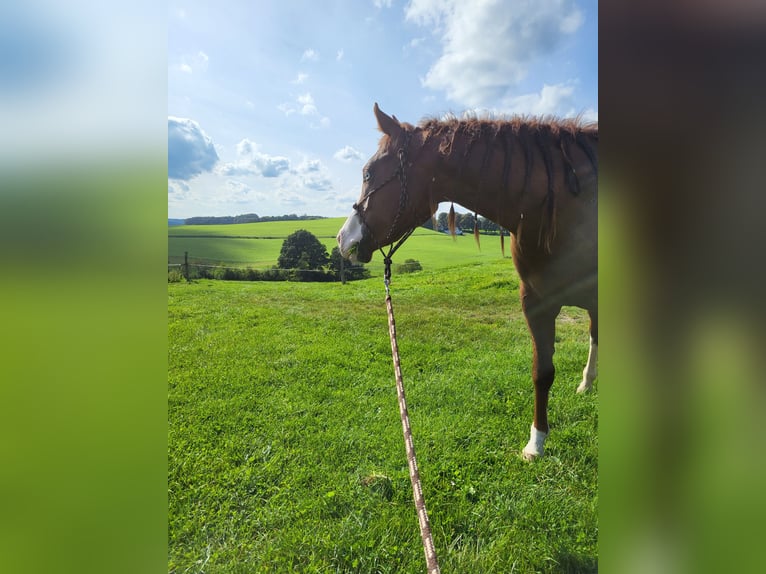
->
[396, 258, 422, 273]
[277, 229, 329, 269]
[458, 212, 476, 231]
[327, 246, 345, 275]
[328, 246, 370, 281]
[479, 216, 500, 233]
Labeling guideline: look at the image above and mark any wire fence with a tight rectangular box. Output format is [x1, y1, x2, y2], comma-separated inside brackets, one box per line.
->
[168, 252, 369, 283]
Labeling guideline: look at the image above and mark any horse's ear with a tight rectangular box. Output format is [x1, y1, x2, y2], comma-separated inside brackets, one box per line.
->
[374, 102, 401, 136]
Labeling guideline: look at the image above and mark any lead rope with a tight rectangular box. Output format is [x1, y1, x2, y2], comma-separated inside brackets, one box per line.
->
[383, 256, 441, 574]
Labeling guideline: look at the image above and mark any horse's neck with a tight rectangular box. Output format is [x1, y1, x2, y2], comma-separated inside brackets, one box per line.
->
[429, 132, 534, 232]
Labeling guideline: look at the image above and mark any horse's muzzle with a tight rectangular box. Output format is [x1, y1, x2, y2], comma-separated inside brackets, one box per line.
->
[353, 235, 375, 263]
[337, 211, 375, 263]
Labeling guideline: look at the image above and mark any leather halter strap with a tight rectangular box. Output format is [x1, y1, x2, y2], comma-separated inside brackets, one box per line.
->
[353, 130, 415, 260]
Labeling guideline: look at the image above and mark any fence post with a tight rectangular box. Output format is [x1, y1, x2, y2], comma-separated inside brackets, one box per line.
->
[184, 251, 190, 282]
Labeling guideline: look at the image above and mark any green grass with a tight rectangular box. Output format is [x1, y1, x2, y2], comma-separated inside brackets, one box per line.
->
[168, 218, 510, 275]
[168, 218, 347, 238]
[168, 260, 597, 573]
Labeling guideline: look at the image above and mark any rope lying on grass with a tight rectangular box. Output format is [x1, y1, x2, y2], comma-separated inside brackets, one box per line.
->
[383, 257, 440, 574]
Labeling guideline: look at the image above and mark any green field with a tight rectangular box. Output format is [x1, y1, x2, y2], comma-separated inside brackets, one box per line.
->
[168, 218, 509, 274]
[168, 259, 598, 572]
[168, 218, 347, 239]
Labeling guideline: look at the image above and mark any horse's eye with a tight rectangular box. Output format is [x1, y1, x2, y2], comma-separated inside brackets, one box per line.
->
[363, 170, 371, 182]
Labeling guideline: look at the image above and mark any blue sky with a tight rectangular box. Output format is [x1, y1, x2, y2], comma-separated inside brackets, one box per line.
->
[168, 0, 597, 219]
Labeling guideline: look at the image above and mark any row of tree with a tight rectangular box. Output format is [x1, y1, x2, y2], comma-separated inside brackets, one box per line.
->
[182, 211, 504, 233]
[421, 212, 507, 234]
[184, 213, 325, 225]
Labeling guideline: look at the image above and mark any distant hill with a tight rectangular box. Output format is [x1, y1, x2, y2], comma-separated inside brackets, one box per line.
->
[181, 213, 326, 225]
[168, 219, 185, 226]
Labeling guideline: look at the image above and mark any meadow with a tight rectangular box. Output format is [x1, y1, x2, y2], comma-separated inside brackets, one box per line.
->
[168, 230, 598, 572]
[168, 217, 505, 274]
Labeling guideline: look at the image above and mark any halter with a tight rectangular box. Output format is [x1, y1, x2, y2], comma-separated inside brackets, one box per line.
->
[352, 130, 416, 273]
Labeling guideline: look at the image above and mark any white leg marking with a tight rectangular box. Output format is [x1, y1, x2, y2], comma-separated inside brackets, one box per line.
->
[336, 211, 364, 261]
[522, 424, 548, 460]
[576, 336, 598, 393]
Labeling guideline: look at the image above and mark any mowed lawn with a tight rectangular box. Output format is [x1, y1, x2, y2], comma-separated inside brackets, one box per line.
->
[168, 260, 597, 573]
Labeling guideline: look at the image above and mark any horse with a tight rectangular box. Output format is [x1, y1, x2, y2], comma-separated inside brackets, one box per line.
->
[337, 103, 598, 459]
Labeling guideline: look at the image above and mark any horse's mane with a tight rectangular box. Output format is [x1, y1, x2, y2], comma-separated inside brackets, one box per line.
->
[417, 111, 597, 132]
[416, 114, 598, 170]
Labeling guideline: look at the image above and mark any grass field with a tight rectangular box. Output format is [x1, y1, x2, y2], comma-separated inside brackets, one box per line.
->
[168, 259, 598, 572]
[168, 218, 508, 275]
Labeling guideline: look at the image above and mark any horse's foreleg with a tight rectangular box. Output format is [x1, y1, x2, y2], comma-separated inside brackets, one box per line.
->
[577, 309, 598, 393]
[520, 287, 559, 460]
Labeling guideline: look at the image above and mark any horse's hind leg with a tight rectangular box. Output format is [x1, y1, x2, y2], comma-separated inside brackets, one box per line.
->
[520, 286, 560, 460]
[577, 309, 598, 393]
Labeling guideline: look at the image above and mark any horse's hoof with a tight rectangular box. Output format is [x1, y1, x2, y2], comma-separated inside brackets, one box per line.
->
[522, 425, 547, 460]
[576, 381, 591, 394]
[522, 449, 541, 461]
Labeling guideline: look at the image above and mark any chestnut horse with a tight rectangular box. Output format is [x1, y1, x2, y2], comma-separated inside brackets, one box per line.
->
[337, 103, 597, 459]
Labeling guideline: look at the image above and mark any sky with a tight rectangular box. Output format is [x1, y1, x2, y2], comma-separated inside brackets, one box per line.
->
[168, 0, 598, 219]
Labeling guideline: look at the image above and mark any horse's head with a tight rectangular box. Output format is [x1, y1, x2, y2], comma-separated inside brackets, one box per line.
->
[337, 103, 434, 263]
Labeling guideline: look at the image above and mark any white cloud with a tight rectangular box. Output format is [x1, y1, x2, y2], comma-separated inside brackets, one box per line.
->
[298, 158, 322, 173]
[301, 48, 319, 62]
[279, 93, 317, 116]
[218, 138, 291, 178]
[220, 180, 255, 204]
[168, 117, 219, 180]
[279, 190, 308, 208]
[177, 50, 209, 74]
[336, 49, 344, 61]
[405, 0, 584, 108]
[373, 0, 393, 8]
[168, 180, 190, 198]
[498, 80, 596, 118]
[278, 92, 330, 128]
[311, 116, 331, 129]
[581, 107, 598, 123]
[333, 145, 364, 162]
[560, 10, 585, 34]
[294, 158, 334, 191]
[168, 180, 194, 213]
[302, 175, 333, 191]
[297, 92, 318, 115]
[502, 81, 577, 116]
[292, 72, 309, 84]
